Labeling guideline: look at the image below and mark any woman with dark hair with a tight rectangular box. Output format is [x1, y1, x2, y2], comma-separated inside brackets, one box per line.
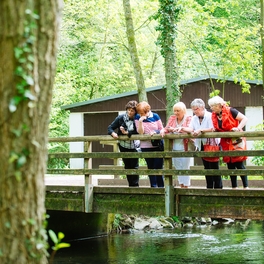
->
[135, 101, 164, 188]
[108, 100, 140, 187]
[208, 95, 248, 189]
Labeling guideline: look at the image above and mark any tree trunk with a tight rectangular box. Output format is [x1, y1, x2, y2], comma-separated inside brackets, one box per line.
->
[156, 0, 181, 120]
[0, 1, 62, 263]
[122, 0, 148, 102]
[261, 0, 264, 85]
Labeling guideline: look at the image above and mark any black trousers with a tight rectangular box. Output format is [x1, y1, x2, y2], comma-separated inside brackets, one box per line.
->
[227, 162, 248, 188]
[119, 144, 139, 187]
[202, 158, 223, 189]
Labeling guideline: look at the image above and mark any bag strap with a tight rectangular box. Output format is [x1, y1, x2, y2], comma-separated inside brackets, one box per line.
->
[206, 138, 217, 146]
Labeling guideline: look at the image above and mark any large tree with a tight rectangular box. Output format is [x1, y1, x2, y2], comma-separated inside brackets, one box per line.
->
[261, 0, 264, 83]
[0, 1, 62, 263]
[122, 0, 148, 102]
[155, 0, 181, 118]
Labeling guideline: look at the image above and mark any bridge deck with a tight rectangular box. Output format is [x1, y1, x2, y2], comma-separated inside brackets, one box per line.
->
[45, 180, 264, 220]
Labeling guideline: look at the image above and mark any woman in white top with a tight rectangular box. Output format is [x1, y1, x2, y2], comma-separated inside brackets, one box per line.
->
[183, 98, 222, 189]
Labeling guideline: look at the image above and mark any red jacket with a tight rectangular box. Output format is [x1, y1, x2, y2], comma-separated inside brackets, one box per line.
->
[211, 105, 247, 163]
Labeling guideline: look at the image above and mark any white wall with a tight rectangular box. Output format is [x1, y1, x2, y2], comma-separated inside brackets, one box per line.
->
[245, 106, 263, 165]
[69, 113, 84, 169]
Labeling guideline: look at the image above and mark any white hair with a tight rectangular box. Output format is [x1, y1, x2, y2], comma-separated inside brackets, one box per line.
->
[173, 102, 187, 114]
[190, 98, 205, 108]
[208, 96, 226, 106]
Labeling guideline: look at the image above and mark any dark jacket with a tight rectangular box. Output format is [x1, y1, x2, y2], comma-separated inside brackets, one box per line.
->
[107, 114, 138, 138]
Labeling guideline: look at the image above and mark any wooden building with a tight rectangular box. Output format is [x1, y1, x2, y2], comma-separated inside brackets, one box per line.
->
[61, 75, 264, 168]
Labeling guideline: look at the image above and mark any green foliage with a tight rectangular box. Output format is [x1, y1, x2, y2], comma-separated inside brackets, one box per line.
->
[176, 0, 261, 86]
[113, 213, 124, 230]
[48, 230, 70, 264]
[48, 230, 70, 251]
[155, 0, 182, 115]
[171, 215, 180, 223]
[50, 0, 262, 144]
[11, 9, 39, 113]
[47, 143, 69, 169]
[251, 122, 264, 166]
[48, 108, 70, 169]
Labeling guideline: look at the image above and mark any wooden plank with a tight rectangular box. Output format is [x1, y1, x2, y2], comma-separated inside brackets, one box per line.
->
[47, 168, 264, 176]
[48, 131, 264, 143]
[190, 165, 264, 170]
[48, 149, 264, 158]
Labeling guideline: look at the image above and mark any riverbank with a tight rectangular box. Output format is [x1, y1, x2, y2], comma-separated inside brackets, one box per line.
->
[110, 214, 252, 234]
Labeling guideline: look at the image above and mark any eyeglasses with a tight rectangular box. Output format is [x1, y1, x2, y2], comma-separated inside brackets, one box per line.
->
[192, 108, 200, 111]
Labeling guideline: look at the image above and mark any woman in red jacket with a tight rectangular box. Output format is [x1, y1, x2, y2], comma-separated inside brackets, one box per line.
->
[208, 96, 248, 189]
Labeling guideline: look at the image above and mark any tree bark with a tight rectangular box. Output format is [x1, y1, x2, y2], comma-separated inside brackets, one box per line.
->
[122, 0, 148, 102]
[0, 1, 62, 263]
[261, 0, 264, 85]
[156, 0, 181, 120]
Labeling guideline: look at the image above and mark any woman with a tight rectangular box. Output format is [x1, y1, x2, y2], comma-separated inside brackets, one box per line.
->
[108, 100, 140, 187]
[160, 102, 192, 188]
[208, 96, 248, 189]
[184, 98, 223, 189]
[135, 101, 164, 188]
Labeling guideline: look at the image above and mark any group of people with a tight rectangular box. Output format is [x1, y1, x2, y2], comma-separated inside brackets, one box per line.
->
[108, 96, 248, 189]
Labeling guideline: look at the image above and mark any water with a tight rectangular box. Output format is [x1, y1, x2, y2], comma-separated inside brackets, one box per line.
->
[52, 221, 264, 264]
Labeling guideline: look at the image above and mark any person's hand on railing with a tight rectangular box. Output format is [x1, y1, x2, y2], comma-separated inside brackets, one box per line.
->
[192, 130, 203, 136]
[111, 132, 119, 139]
[160, 129, 165, 137]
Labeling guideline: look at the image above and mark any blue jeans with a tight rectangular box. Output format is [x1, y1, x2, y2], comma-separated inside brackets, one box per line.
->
[141, 147, 164, 188]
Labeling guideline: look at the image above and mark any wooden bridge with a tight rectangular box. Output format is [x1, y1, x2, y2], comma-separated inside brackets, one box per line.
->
[46, 131, 264, 220]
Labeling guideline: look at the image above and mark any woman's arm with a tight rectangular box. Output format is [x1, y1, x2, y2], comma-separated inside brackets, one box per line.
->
[232, 112, 248, 131]
[136, 116, 147, 134]
[108, 116, 121, 138]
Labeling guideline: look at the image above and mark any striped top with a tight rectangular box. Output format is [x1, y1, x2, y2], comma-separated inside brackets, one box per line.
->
[135, 111, 164, 148]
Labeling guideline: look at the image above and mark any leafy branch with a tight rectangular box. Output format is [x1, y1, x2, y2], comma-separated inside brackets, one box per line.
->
[48, 230, 70, 264]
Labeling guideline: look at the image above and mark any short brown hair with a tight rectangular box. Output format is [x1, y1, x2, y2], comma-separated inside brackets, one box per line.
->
[125, 100, 138, 111]
[136, 101, 151, 115]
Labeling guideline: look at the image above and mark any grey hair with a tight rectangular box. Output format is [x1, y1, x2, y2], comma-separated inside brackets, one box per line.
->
[190, 98, 205, 108]
[208, 96, 226, 107]
[173, 102, 187, 114]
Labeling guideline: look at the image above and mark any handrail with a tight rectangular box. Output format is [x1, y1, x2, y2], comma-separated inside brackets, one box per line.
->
[47, 131, 264, 215]
[48, 131, 264, 142]
[48, 150, 264, 159]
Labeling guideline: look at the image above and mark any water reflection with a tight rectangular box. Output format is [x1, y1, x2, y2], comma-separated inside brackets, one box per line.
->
[53, 221, 264, 264]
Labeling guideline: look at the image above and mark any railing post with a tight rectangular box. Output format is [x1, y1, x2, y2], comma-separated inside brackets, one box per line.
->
[84, 141, 93, 212]
[164, 138, 175, 216]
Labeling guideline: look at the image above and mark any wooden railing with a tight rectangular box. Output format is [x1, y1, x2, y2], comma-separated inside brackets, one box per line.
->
[47, 131, 264, 215]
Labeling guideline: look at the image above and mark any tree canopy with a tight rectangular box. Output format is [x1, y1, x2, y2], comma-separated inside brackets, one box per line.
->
[50, 0, 262, 139]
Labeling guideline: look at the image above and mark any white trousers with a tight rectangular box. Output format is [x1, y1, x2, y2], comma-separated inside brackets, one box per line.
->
[172, 153, 191, 186]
